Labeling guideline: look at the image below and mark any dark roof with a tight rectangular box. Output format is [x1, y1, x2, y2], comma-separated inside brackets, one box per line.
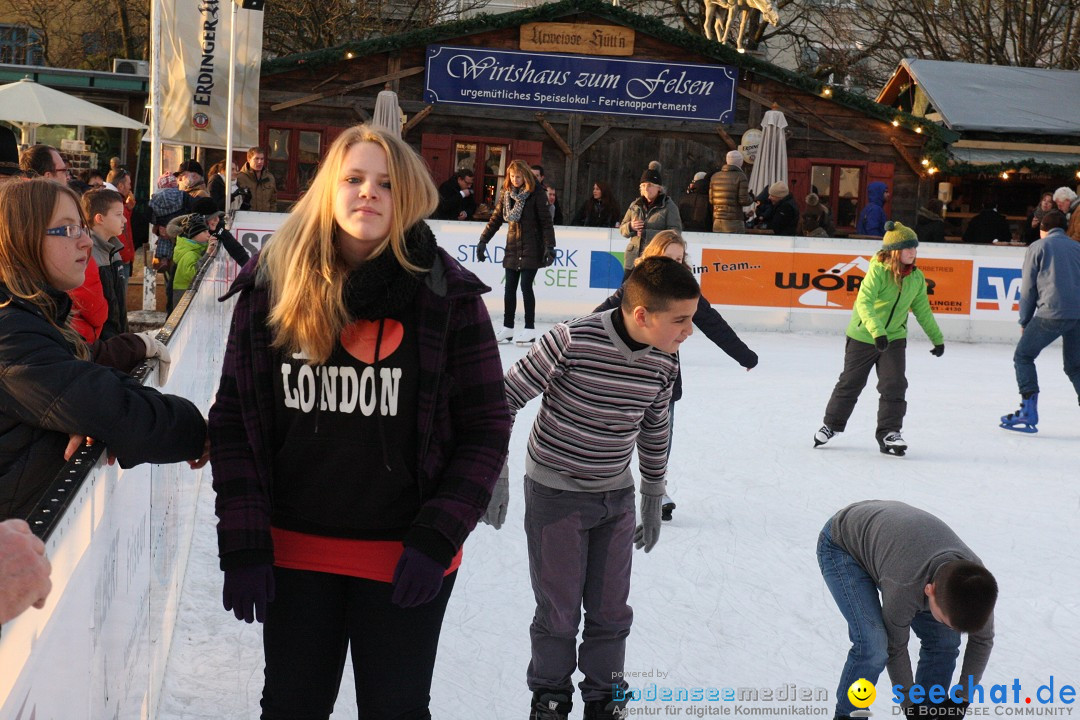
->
[262, 0, 935, 135]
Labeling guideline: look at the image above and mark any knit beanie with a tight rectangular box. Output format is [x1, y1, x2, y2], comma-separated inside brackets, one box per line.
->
[640, 160, 662, 186]
[726, 150, 744, 167]
[881, 221, 919, 251]
[768, 181, 789, 199]
[693, 171, 707, 182]
[173, 213, 209, 240]
[805, 193, 820, 207]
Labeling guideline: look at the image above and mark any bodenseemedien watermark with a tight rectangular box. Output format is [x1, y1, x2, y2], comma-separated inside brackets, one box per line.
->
[610, 677, 831, 717]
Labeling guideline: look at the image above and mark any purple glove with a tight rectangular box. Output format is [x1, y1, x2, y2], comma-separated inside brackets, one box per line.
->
[223, 564, 275, 623]
[391, 547, 446, 608]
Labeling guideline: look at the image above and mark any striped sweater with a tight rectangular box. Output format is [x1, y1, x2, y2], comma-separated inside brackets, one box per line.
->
[505, 310, 677, 497]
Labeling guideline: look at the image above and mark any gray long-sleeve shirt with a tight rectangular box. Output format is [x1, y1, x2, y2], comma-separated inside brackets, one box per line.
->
[831, 500, 995, 696]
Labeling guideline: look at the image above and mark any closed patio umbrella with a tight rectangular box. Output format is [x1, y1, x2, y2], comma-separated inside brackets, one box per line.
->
[0, 78, 147, 146]
[747, 107, 789, 199]
[372, 86, 403, 138]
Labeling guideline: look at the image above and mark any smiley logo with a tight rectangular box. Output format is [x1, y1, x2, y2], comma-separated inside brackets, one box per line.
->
[847, 678, 876, 708]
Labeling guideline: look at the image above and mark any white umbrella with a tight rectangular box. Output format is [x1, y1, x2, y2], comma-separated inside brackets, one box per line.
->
[372, 87, 402, 138]
[747, 107, 789, 199]
[0, 77, 147, 146]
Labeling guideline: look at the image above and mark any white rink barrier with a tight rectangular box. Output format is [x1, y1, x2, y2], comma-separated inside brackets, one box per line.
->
[231, 214, 1028, 343]
[0, 251, 235, 720]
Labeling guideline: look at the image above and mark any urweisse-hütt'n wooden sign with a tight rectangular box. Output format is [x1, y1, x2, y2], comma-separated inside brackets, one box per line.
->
[520, 23, 635, 56]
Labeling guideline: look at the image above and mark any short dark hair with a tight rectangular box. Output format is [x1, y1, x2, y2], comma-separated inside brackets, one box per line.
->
[531, 165, 544, 176]
[927, 198, 944, 215]
[935, 560, 997, 633]
[81, 188, 125, 226]
[621, 256, 699, 314]
[19, 144, 60, 176]
[454, 168, 474, 180]
[1040, 209, 1068, 232]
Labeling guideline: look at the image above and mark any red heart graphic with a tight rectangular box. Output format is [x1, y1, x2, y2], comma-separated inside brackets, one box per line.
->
[340, 319, 404, 364]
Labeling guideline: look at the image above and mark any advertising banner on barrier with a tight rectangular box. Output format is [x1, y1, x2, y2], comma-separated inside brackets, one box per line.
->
[697, 249, 973, 314]
[424, 45, 738, 123]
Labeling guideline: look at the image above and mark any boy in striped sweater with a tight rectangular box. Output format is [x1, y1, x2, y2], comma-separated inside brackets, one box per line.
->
[483, 256, 700, 720]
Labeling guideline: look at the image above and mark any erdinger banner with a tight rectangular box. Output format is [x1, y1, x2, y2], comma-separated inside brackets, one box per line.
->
[158, 0, 262, 147]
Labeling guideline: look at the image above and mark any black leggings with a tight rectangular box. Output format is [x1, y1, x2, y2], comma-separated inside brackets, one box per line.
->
[503, 267, 538, 329]
[261, 566, 456, 720]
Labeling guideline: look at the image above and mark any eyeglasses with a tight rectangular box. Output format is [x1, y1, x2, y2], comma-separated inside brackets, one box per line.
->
[45, 224, 87, 239]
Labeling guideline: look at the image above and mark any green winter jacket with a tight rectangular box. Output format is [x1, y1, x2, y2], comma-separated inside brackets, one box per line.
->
[172, 236, 209, 292]
[846, 259, 943, 345]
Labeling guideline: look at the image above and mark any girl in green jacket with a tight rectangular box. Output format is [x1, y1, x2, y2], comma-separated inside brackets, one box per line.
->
[814, 221, 945, 455]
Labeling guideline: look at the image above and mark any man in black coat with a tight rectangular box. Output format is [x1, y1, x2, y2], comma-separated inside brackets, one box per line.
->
[435, 169, 477, 220]
[963, 200, 1013, 244]
[766, 181, 799, 236]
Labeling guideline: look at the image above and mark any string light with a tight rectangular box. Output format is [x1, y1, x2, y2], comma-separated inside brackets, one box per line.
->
[1076, 169, 1080, 179]
[1000, 171, 1010, 180]
[927, 167, 938, 175]
[822, 86, 833, 97]
[914, 126, 923, 134]
[891, 119, 900, 127]
[345, 52, 355, 59]
[921, 158, 930, 167]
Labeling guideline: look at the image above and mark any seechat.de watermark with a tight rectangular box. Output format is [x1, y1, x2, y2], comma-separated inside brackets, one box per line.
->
[891, 676, 1077, 716]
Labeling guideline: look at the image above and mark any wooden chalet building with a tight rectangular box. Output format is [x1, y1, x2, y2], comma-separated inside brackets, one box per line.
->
[254, 0, 936, 234]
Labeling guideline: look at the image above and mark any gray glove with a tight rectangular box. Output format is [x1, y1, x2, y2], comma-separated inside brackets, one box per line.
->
[634, 494, 663, 552]
[481, 463, 509, 529]
[136, 330, 172, 386]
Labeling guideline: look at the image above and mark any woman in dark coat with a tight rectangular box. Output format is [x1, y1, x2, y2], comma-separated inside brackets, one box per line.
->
[477, 159, 557, 345]
[572, 181, 621, 228]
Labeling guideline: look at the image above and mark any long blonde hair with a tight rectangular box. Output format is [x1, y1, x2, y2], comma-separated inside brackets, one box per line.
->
[503, 159, 538, 193]
[637, 229, 691, 270]
[874, 248, 909, 286]
[0, 179, 90, 359]
[259, 124, 438, 364]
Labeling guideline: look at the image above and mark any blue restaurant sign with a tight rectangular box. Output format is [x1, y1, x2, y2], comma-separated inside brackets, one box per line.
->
[425, 45, 738, 123]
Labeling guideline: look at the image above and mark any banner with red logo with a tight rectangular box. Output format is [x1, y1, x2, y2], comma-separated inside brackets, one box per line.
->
[698, 249, 972, 314]
[157, 0, 262, 148]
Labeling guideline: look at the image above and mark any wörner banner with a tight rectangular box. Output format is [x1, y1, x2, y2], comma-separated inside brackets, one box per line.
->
[424, 45, 738, 123]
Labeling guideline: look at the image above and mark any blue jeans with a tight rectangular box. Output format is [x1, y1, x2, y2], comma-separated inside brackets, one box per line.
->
[1014, 316, 1080, 399]
[817, 522, 960, 715]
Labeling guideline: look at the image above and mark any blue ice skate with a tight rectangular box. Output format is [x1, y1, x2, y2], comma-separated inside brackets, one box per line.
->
[1000, 393, 1038, 433]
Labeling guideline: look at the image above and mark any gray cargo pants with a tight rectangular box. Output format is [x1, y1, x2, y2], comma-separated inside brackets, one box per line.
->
[524, 476, 635, 703]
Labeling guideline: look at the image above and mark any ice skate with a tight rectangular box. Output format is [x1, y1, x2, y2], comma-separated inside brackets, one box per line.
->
[530, 690, 572, 720]
[584, 699, 629, 719]
[877, 431, 907, 456]
[813, 425, 837, 447]
[495, 326, 514, 343]
[1000, 392, 1038, 433]
[514, 328, 537, 346]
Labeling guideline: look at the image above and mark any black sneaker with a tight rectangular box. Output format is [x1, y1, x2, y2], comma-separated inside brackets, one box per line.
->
[584, 699, 629, 719]
[531, 690, 572, 720]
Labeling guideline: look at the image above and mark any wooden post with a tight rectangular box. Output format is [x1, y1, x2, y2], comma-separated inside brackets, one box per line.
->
[565, 114, 582, 205]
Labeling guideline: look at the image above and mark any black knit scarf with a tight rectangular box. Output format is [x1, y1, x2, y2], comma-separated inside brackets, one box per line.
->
[342, 222, 438, 320]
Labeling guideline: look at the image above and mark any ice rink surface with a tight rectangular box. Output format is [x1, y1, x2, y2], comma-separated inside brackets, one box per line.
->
[159, 327, 1079, 719]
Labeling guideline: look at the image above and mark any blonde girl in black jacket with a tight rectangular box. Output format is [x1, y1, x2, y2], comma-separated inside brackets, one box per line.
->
[476, 159, 557, 346]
